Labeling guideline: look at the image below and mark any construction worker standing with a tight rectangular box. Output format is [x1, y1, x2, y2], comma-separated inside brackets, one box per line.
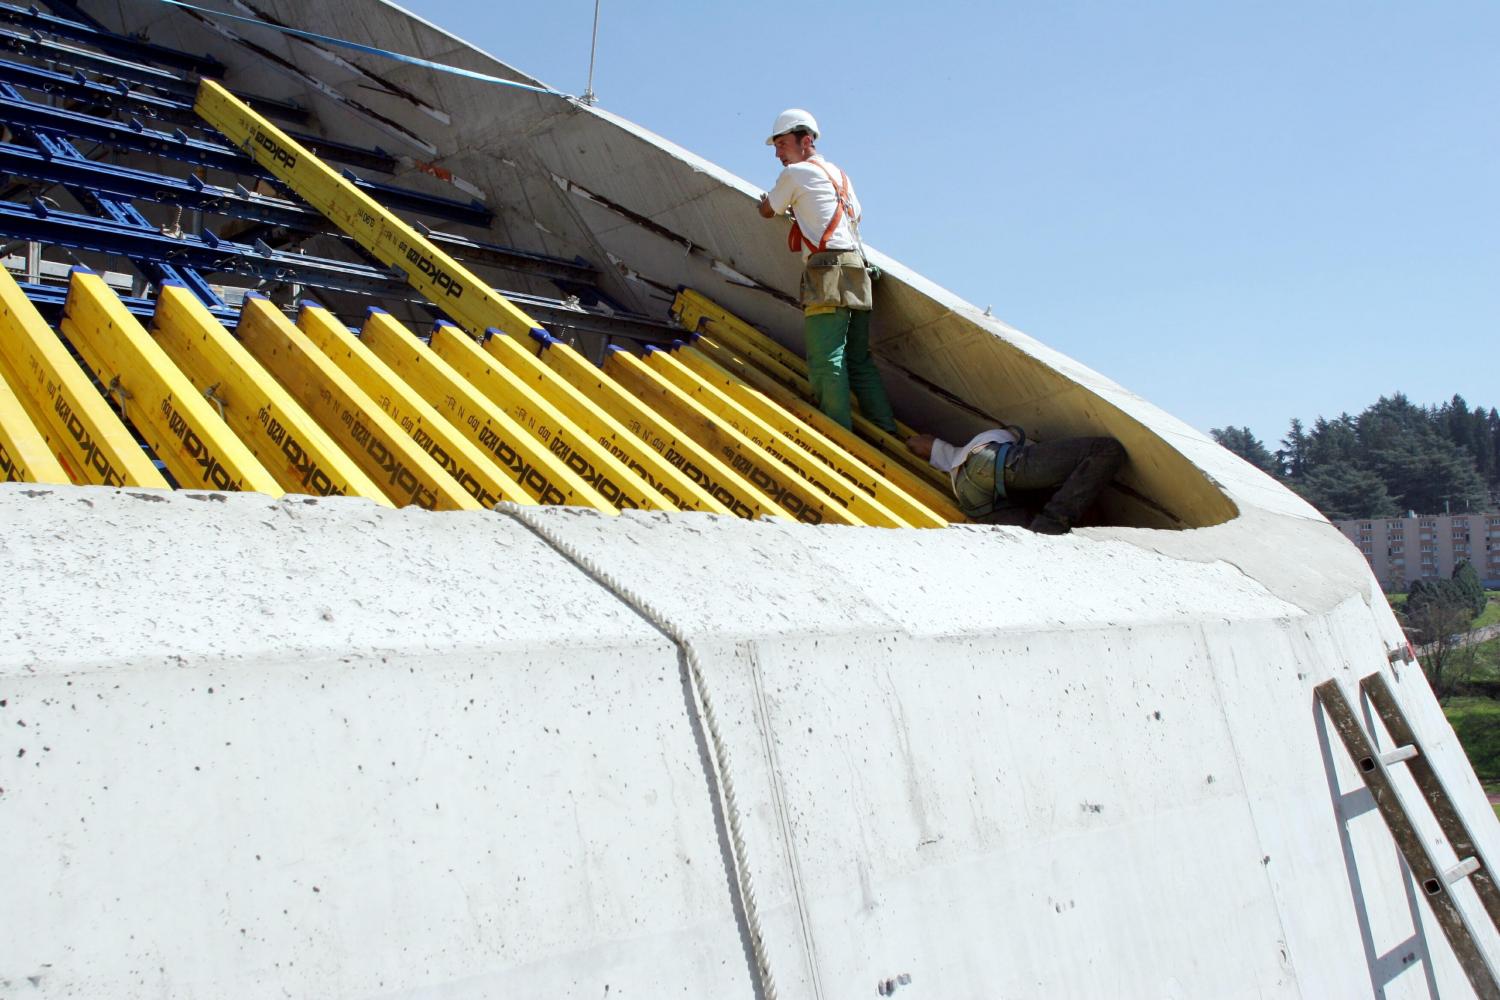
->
[758, 109, 897, 433]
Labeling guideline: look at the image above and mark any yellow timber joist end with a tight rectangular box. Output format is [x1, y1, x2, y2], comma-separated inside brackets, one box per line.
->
[194, 79, 537, 340]
[601, 348, 857, 526]
[0, 267, 166, 488]
[296, 303, 533, 509]
[642, 348, 907, 527]
[588, 346, 793, 523]
[61, 270, 280, 495]
[673, 287, 952, 493]
[673, 345, 951, 528]
[482, 330, 732, 516]
[686, 332, 963, 520]
[149, 286, 392, 506]
[233, 296, 479, 511]
[0, 363, 69, 484]
[674, 288, 808, 382]
[430, 323, 663, 513]
[357, 311, 613, 514]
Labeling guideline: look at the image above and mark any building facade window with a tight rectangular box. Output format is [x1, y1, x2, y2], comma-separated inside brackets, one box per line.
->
[1336, 512, 1500, 587]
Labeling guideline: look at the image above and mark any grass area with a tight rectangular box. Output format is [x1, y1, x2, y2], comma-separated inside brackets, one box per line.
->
[1386, 592, 1500, 630]
[1473, 642, 1500, 688]
[1445, 693, 1500, 785]
[1439, 619, 1500, 806]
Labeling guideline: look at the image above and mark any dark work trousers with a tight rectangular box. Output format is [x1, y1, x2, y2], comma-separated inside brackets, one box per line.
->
[985, 436, 1126, 533]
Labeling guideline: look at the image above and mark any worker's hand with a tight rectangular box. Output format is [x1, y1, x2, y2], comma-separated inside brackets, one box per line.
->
[905, 434, 935, 460]
[757, 193, 775, 219]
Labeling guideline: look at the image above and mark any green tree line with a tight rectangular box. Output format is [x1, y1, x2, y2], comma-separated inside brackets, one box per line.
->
[1212, 394, 1499, 520]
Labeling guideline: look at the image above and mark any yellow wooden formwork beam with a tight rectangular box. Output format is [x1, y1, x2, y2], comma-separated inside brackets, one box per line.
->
[522, 331, 779, 519]
[429, 323, 663, 512]
[675, 288, 809, 381]
[673, 289, 946, 490]
[672, 343, 943, 529]
[149, 286, 389, 504]
[674, 344, 957, 527]
[602, 348, 852, 526]
[696, 322, 947, 492]
[195, 81, 751, 520]
[0, 268, 165, 488]
[679, 290, 926, 441]
[643, 348, 910, 528]
[61, 270, 280, 495]
[357, 311, 612, 514]
[234, 296, 478, 511]
[686, 333, 964, 520]
[196, 82, 733, 514]
[480, 331, 728, 515]
[0, 363, 68, 484]
[196, 80, 539, 340]
[683, 312, 941, 487]
[296, 304, 532, 509]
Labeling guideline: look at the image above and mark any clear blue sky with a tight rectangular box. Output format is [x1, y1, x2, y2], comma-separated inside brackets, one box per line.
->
[398, 0, 1498, 450]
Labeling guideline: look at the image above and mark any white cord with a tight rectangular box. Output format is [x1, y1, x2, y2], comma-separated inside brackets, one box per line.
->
[501, 505, 778, 1000]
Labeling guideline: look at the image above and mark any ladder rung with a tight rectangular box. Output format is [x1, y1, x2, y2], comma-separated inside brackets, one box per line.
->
[1380, 745, 1420, 766]
[1446, 858, 1483, 885]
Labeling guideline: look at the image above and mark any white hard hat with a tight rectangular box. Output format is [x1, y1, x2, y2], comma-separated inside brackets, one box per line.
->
[766, 108, 819, 145]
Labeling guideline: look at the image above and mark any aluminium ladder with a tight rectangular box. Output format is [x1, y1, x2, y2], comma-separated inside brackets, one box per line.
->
[1316, 670, 1500, 999]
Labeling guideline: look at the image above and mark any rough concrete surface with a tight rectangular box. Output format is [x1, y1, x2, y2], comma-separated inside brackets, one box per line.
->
[4, 485, 1499, 997]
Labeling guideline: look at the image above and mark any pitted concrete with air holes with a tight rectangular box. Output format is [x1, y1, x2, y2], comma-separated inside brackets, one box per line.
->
[3, 486, 1500, 997]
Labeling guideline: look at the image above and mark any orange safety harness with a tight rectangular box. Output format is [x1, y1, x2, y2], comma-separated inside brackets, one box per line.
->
[787, 158, 855, 254]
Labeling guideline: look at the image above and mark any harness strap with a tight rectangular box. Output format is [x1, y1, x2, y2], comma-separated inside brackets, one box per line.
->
[787, 159, 853, 253]
[953, 441, 1015, 519]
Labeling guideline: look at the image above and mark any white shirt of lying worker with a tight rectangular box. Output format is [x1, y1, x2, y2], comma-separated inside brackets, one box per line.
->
[922, 429, 1019, 491]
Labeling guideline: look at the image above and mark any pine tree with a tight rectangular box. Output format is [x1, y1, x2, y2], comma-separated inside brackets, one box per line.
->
[1292, 464, 1397, 520]
[1278, 418, 1308, 478]
[1454, 561, 1486, 619]
[1244, 393, 1498, 519]
[1211, 426, 1279, 474]
[1469, 409, 1494, 486]
[1444, 395, 1474, 455]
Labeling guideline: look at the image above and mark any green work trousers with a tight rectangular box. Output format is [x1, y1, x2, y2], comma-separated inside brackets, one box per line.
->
[803, 307, 897, 433]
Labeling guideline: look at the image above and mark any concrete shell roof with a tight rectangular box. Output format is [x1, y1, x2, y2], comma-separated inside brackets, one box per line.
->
[80, 0, 1368, 611]
[5, 8, 1464, 999]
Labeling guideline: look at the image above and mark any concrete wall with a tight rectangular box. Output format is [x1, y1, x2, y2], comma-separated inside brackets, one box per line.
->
[5, 484, 1498, 997]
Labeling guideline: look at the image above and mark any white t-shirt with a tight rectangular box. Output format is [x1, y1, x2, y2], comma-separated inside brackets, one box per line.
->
[928, 429, 1020, 491]
[766, 154, 862, 259]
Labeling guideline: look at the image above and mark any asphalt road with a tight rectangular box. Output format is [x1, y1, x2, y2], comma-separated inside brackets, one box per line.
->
[1416, 623, 1500, 657]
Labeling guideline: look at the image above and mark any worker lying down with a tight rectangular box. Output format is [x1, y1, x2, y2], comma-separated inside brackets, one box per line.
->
[906, 429, 1125, 533]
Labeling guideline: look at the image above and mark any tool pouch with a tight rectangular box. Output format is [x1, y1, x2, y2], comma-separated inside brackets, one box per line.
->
[800, 250, 873, 311]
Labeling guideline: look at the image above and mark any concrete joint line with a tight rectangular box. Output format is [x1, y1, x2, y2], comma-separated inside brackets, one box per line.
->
[1197, 619, 1302, 984]
[745, 643, 826, 998]
[499, 505, 778, 1000]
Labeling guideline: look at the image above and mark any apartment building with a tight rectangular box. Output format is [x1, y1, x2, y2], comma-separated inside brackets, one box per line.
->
[1336, 511, 1500, 589]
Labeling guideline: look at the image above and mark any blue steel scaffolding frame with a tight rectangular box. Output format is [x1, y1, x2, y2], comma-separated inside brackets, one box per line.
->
[0, 0, 684, 348]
